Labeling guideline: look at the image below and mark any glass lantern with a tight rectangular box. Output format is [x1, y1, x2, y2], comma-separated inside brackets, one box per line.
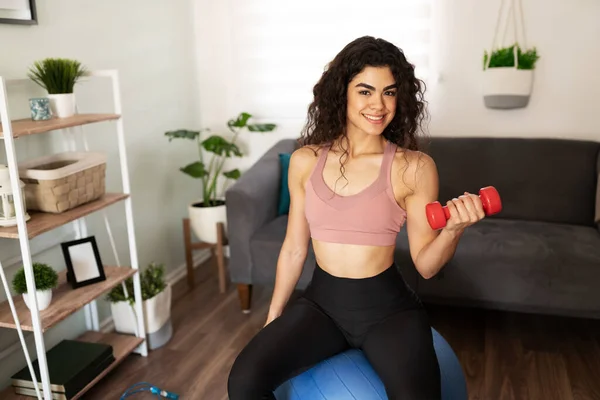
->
[0, 164, 30, 227]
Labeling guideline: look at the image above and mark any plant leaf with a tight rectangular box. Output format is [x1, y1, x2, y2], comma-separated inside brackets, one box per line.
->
[483, 44, 539, 70]
[228, 112, 252, 128]
[165, 129, 201, 141]
[223, 169, 241, 180]
[27, 58, 87, 94]
[202, 135, 243, 157]
[11, 263, 58, 294]
[106, 262, 166, 303]
[247, 123, 277, 132]
[180, 161, 208, 178]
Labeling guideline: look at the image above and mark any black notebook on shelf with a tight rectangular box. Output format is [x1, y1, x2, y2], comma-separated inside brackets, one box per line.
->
[11, 339, 114, 398]
[12, 351, 115, 399]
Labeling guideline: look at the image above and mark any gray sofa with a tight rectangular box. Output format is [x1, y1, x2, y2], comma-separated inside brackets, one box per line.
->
[226, 137, 600, 319]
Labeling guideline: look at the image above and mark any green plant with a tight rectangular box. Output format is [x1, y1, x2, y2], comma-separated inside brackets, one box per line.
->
[27, 58, 87, 94]
[483, 44, 539, 70]
[12, 263, 59, 294]
[106, 262, 167, 304]
[165, 112, 277, 207]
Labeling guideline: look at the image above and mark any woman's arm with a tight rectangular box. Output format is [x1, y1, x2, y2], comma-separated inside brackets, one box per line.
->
[265, 147, 313, 325]
[403, 152, 485, 279]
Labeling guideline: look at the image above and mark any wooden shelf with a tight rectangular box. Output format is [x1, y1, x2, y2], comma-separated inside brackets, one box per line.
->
[0, 266, 137, 332]
[0, 330, 144, 400]
[0, 113, 121, 138]
[0, 193, 129, 239]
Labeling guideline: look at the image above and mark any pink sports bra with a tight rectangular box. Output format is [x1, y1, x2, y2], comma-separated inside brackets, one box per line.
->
[304, 140, 407, 246]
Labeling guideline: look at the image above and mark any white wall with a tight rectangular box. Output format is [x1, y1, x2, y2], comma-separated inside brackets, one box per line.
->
[0, 0, 198, 390]
[194, 0, 600, 177]
[428, 0, 600, 139]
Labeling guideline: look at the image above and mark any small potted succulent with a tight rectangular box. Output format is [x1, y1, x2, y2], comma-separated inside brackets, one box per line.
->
[12, 262, 59, 311]
[107, 262, 172, 350]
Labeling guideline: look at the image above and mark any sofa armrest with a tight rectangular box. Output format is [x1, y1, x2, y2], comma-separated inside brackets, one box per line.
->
[226, 139, 298, 284]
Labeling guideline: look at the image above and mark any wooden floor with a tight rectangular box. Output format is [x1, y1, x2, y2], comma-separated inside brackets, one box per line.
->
[86, 257, 600, 400]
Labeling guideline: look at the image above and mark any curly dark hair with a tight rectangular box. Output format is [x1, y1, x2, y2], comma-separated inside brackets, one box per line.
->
[298, 36, 429, 194]
[299, 35, 428, 152]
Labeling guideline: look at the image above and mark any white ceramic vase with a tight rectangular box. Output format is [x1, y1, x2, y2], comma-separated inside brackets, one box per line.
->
[188, 200, 227, 244]
[47, 93, 76, 118]
[111, 284, 173, 350]
[22, 289, 53, 311]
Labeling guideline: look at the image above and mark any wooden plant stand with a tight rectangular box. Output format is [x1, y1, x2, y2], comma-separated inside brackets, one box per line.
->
[183, 218, 227, 293]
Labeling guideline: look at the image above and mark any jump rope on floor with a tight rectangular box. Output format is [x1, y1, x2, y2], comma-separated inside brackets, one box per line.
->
[120, 381, 179, 399]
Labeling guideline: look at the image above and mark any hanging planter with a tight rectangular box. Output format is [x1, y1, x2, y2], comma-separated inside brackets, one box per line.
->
[482, 0, 540, 109]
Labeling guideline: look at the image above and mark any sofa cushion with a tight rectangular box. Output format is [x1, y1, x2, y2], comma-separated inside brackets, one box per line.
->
[423, 137, 600, 227]
[277, 153, 292, 215]
[250, 215, 316, 288]
[412, 218, 600, 318]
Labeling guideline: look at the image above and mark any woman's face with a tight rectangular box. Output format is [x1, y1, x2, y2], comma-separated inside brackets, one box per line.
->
[346, 66, 397, 137]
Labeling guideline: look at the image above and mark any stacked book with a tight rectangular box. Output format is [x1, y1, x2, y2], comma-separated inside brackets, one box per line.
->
[11, 340, 115, 399]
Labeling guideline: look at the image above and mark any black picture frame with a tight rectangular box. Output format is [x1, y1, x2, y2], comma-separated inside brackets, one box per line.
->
[61, 236, 106, 289]
[0, 0, 37, 25]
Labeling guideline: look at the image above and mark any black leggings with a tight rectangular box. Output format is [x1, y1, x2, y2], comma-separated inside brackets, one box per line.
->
[228, 263, 441, 399]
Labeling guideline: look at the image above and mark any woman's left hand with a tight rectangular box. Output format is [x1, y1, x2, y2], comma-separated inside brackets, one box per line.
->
[443, 191, 486, 234]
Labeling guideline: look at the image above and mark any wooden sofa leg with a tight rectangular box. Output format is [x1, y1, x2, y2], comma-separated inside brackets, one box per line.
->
[237, 284, 252, 314]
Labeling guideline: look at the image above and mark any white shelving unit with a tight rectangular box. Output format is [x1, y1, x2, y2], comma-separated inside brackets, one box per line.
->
[0, 70, 147, 400]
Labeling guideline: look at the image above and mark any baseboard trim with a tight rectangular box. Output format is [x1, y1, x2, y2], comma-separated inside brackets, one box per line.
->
[99, 315, 115, 334]
[164, 249, 213, 286]
[100, 250, 212, 333]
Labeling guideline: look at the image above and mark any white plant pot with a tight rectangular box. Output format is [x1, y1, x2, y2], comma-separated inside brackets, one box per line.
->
[110, 284, 172, 350]
[22, 289, 52, 311]
[188, 200, 227, 244]
[483, 67, 534, 109]
[47, 93, 76, 118]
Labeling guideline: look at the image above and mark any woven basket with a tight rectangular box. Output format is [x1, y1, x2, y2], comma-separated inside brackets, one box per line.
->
[18, 152, 107, 214]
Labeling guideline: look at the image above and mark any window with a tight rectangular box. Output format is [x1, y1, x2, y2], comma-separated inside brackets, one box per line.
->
[228, 0, 433, 120]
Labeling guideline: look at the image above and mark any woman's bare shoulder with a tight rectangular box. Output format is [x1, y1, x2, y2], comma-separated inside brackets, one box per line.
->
[392, 147, 437, 191]
[290, 145, 321, 168]
[288, 144, 323, 179]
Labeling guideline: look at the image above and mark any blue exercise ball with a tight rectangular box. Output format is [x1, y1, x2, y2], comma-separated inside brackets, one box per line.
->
[273, 328, 467, 400]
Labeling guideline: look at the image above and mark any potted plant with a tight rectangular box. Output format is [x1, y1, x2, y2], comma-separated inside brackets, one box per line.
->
[12, 262, 59, 311]
[27, 58, 87, 118]
[165, 112, 276, 244]
[106, 262, 172, 350]
[482, 44, 540, 109]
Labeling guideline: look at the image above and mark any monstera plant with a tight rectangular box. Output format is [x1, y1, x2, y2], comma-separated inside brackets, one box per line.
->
[165, 112, 276, 243]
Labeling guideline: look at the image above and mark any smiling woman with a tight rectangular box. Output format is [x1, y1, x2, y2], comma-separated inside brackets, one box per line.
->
[299, 36, 428, 193]
[227, 36, 484, 400]
[300, 36, 426, 149]
[348, 72, 398, 129]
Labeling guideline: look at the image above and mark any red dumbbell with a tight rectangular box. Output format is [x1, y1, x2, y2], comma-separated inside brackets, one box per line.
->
[426, 186, 502, 230]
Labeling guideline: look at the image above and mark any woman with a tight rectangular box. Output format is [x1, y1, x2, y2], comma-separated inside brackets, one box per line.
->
[227, 36, 485, 399]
